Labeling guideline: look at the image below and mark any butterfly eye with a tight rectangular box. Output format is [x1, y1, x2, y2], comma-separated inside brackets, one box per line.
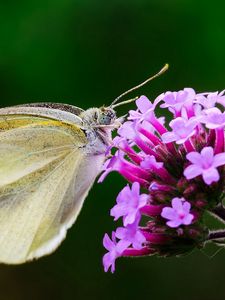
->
[98, 114, 112, 125]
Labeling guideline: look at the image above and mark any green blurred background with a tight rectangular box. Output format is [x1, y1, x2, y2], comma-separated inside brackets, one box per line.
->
[0, 0, 225, 299]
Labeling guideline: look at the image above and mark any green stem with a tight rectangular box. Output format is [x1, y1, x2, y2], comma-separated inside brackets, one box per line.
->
[208, 230, 225, 240]
[211, 204, 225, 224]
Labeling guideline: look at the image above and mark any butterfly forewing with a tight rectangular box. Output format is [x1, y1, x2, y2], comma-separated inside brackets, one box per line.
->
[0, 114, 104, 263]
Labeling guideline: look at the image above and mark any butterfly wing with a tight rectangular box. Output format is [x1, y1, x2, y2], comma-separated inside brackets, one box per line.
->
[0, 114, 104, 264]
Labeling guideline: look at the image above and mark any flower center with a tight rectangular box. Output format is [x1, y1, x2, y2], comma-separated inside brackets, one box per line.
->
[178, 211, 185, 219]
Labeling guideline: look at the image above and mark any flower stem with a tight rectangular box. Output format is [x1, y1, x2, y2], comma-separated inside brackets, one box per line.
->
[211, 204, 225, 223]
[208, 230, 225, 240]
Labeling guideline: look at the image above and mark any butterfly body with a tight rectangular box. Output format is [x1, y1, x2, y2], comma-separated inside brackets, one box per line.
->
[0, 103, 116, 264]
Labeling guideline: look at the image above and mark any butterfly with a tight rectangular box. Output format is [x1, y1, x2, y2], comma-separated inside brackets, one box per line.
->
[0, 65, 168, 264]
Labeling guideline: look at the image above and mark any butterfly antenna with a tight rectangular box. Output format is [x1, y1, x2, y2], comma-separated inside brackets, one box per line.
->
[111, 97, 139, 109]
[110, 63, 169, 107]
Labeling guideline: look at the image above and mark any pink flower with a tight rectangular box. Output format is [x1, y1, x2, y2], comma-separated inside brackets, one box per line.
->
[201, 108, 225, 129]
[162, 117, 197, 144]
[161, 197, 194, 228]
[100, 89, 225, 273]
[115, 217, 146, 250]
[160, 88, 196, 115]
[195, 90, 225, 109]
[98, 150, 149, 185]
[103, 232, 130, 273]
[140, 155, 163, 170]
[184, 147, 225, 185]
[110, 182, 148, 226]
[98, 151, 123, 183]
[128, 95, 160, 123]
[118, 121, 137, 140]
[216, 90, 225, 106]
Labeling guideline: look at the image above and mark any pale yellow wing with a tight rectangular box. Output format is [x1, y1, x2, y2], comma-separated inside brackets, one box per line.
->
[0, 114, 104, 264]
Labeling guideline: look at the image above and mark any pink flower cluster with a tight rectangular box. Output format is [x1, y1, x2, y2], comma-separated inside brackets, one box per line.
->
[99, 88, 225, 273]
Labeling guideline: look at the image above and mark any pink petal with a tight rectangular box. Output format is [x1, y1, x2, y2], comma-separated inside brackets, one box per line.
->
[118, 121, 136, 139]
[110, 205, 122, 220]
[184, 164, 202, 179]
[115, 227, 126, 240]
[139, 194, 149, 207]
[116, 185, 130, 203]
[124, 211, 137, 226]
[132, 231, 146, 250]
[161, 207, 177, 220]
[183, 201, 191, 213]
[161, 132, 177, 143]
[184, 88, 196, 100]
[131, 181, 140, 196]
[116, 239, 131, 253]
[213, 153, 225, 167]
[204, 122, 222, 130]
[172, 198, 184, 210]
[186, 152, 202, 165]
[103, 234, 114, 251]
[128, 110, 141, 120]
[163, 92, 176, 105]
[201, 147, 214, 164]
[169, 117, 185, 130]
[183, 214, 194, 225]
[103, 252, 114, 273]
[166, 219, 182, 228]
[136, 96, 152, 113]
[153, 92, 165, 107]
[202, 168, 219, 185]
[98, 168, 112, 183]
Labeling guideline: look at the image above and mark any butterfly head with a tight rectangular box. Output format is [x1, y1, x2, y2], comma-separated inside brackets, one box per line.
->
[97, 107, 117, 126]
[80, 107, 119, 151]
[81, 64, 169, 149]
[80, 106, 118, 129]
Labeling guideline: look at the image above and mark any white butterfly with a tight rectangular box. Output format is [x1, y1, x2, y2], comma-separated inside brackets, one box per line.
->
[0, 102, 122, 264]
[0, 65, 168, 264]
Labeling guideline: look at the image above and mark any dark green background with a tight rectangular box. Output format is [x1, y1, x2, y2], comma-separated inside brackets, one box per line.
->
[0, 1, 225, 299]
